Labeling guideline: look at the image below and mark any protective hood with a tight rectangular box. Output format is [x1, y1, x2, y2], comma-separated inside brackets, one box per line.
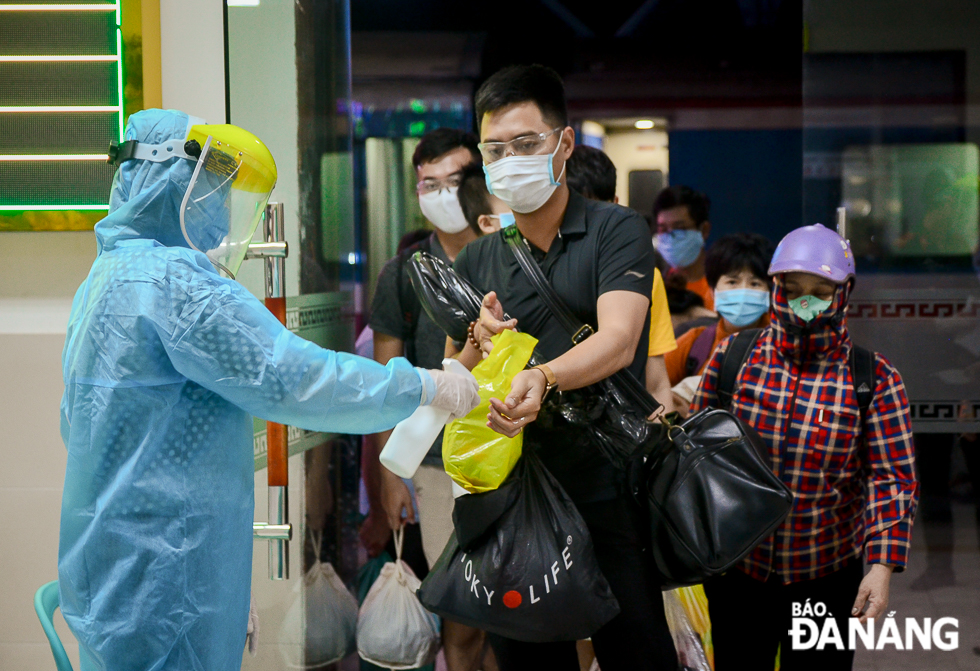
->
[769, 275, 852, 360]
[97, 109, 200, 255]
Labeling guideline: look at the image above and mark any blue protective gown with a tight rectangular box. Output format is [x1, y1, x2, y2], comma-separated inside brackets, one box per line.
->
[58, 109, 425, 671]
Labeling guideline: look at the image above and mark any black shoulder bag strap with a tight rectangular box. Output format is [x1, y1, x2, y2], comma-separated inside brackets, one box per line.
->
[502, 227, 663, 417]
[396, 238, 428, 364]
[849, 344, 875, 422]
[717, 328, 763, 410]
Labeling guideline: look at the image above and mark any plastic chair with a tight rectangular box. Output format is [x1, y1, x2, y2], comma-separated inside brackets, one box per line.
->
[34, 580, 75, 671]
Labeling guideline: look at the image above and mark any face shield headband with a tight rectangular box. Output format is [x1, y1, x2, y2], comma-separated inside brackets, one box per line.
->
[108, 120, 277, 279]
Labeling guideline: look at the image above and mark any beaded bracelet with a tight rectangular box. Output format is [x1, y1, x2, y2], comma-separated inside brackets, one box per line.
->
[467, 321, 482, 351]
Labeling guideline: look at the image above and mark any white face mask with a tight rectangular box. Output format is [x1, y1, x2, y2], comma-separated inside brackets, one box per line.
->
[482, 132, 567, 214]
[418, 187, 471, 234]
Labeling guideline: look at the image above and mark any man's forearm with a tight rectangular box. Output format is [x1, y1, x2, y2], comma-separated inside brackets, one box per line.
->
[447, 335, 482, 370]
[646, 355, 675, 414]
[363, 429, 393, 508]
[544, 328, 639, 391]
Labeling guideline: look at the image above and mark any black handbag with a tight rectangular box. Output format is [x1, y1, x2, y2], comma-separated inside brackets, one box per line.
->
[504, 226, 793, 588]
[627, 408, 794, 588]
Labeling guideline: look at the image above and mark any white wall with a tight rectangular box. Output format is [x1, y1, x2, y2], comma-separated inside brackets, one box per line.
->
[227, 0, 301, 300]
[602, 129, 670, 207]
[159, 0, 226, 123]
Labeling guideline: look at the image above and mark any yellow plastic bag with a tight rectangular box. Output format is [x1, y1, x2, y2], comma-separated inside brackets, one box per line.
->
[443, 329, 538, 494]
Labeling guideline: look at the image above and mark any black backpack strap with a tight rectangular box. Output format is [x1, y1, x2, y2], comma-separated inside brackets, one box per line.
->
[685, 323, 718, 377]
[849, 344, 875, 422]
[395, 237, 429, 364]
[717, 328, 762, 410]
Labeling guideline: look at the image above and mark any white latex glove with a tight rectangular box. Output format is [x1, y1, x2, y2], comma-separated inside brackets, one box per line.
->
[427, 368, 480, 421]
[245, 592, 259, 656]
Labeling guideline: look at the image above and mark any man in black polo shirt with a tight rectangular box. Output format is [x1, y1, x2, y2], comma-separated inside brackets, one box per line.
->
[449, 65, 677, 671]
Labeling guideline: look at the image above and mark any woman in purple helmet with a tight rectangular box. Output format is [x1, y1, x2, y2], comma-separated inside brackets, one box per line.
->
[690, 224, 919, 671]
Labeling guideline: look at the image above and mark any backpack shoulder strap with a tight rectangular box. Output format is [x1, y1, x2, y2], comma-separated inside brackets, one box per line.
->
[685, 323, 719, 377]
[395, 237, 429, 363]
[717, 328, 762, 410]
[849, 344, 875, 421]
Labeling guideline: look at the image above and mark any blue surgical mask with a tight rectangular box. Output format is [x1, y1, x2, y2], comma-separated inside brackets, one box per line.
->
[654, 229, 704, 269]
[714, 288, 770, 327]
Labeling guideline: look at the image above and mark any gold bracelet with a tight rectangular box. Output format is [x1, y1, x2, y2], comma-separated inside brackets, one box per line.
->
[533, 364, 558, 400]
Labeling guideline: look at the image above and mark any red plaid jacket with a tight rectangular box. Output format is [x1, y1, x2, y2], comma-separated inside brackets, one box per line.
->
[691, 279, 919, 584]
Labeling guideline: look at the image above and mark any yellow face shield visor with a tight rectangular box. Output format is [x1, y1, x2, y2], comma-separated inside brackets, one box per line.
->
[178, 124, 278, 278]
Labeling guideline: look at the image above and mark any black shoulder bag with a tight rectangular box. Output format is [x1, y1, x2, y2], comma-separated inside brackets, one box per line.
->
[504, 226, 793, 588]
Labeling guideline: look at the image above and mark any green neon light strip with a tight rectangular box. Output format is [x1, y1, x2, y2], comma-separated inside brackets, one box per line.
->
[116, 24, 123, 139]
[0, 205, 108, 211]
[0, 0, 124, 213]
[0, 106, 120, 113]
[0, 55, 119, 62]
[0, 4, 116, 11]
[0, 155, 108, 161]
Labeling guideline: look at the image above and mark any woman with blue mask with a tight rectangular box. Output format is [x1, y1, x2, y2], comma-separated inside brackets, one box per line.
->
[665, 233, 776, 415]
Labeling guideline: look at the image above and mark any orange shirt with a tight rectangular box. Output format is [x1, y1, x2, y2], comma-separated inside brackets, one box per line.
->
[664, 315, 770, 386]
[686, 275, 714, 311]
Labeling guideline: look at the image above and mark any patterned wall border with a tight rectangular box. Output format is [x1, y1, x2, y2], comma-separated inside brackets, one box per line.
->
[285, 304, 348, 331]
[849, 301, 980, 319]
[910, 401, 980, 422]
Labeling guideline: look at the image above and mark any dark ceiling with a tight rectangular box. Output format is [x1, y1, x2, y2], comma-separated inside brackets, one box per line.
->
[351, 0, 803, 111]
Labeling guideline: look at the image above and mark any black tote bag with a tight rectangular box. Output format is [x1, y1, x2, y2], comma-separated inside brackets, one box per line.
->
[417, 453, 620, 643]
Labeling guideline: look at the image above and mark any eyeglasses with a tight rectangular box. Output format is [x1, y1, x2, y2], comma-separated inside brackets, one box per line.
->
[416, 172, 464, 195]
[478, 128, 563, 164]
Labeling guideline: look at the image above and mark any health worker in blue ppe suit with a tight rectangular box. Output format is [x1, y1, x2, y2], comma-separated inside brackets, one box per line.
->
[58, 109, 479, 671]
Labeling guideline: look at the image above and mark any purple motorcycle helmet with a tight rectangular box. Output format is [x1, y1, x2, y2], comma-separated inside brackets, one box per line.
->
[768, 223, 855, 283]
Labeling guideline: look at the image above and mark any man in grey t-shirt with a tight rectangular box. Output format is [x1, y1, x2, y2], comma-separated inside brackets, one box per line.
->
[365, 128, 498, 671]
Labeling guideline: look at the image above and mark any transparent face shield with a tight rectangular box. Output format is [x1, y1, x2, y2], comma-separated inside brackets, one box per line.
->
[179, 128, 277, 278]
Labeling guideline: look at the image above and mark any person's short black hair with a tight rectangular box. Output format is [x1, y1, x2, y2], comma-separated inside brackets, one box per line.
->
[456, 164, 490, 234]
[475, 64, 568, 131]
[412, 128, 480, 170]
[652, 185, 711, 226]
[704, 233, 776, 289]
[566, 145, 617, 202]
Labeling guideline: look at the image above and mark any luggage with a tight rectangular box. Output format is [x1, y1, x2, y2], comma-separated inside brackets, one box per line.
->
[357, 528, 441, 669]
[503, 225, 793, 588]
[356, 550, 435, 671]
[280, 532, 358, 668]
[627, 407, 794, 588]
[418, 453, 620, 643]
[442, 330, 537, 493]
[663, 589, 711, 671]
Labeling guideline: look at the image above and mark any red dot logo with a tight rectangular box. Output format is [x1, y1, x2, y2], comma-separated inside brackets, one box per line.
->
[503, 590, 522, 609]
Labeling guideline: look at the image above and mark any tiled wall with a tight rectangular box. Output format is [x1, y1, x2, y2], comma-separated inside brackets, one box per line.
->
[0, 331, 82, 670]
